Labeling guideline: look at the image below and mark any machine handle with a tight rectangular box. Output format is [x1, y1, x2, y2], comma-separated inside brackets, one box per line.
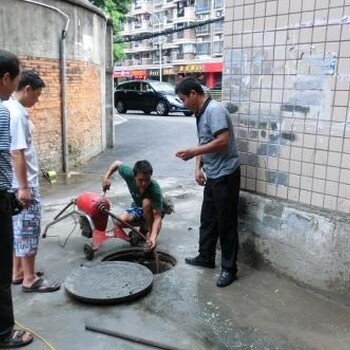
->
[101, 207, 147, 242]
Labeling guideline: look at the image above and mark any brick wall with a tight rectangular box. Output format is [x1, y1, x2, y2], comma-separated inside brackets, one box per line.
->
[20, 56, 102, 172]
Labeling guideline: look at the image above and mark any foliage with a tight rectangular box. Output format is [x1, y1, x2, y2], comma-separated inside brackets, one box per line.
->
[88, 0, 130, 61]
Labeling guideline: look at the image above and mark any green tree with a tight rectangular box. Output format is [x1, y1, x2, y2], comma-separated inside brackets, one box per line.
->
[88, 0, 130, 61]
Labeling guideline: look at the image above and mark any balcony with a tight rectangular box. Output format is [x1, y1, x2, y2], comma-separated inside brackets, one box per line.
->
[163, 12, 176, 28]
[129, 1, 152, 16]
[132, 59, 141, 66]
[164, 55, 174, 64]
[121, 23, 133, 36]
[123, 59, 133, 67]
[163, 42, 180, 49]
[141, 57, 153, 65]
[163, 0, 177, 9]
[173, 29, 196, 44]
[125, 41, 153, 53]
[173, 6, 196, 24]
[132, 21, 154, 35]
[172, 52, 184, 60]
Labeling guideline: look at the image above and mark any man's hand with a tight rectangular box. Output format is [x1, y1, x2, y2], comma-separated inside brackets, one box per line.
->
[102, 178, 111, 192]
[143, 237, 156, 252]
[18, 188, 31, 208]
[175, 148, 197, 161]
[195, 168, 206, 186]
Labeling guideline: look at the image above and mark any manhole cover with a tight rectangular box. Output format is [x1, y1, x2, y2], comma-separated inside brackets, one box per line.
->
[102, 248, 176, 275]
[65, 261, 153, 304]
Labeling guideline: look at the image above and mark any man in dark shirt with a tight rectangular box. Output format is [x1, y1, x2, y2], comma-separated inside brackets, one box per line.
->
[0, 49, 33, 347]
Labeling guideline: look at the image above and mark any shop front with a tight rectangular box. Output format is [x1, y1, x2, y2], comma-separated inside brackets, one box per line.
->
[173, 62, 222, 88]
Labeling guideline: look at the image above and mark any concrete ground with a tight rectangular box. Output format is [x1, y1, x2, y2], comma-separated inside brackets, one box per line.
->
[11, 114, 350, 350]
[11, 171, 350, 350]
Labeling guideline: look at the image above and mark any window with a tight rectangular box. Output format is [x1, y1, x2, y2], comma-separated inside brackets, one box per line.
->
[196, 42, 210, 55]
[214, 0, 224, 9]
[213, 21, 223, 32]
[177, 1, 186, 17]
[196, 0, 210, 12]
[212, 41, 223, 55]
[182, 44, 195, 53]
[196, 24, 209, 34]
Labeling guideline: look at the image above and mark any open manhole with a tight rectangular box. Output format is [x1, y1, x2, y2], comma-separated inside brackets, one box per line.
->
[102, 248, 176, 275]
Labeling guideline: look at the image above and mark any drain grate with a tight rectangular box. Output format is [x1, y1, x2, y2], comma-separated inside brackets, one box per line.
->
[102, 248, 176, 275]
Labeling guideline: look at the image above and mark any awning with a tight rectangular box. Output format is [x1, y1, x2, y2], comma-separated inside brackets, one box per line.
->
[203, 62, 223, 72]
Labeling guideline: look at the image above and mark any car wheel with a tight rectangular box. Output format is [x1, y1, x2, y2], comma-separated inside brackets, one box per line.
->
[156, 100, 169, 116]
[184, 112, 193, 116]
[116, 100, 127, 113]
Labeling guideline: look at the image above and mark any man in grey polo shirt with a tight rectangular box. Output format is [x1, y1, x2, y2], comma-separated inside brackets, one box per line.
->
[175, 77, 240, 287]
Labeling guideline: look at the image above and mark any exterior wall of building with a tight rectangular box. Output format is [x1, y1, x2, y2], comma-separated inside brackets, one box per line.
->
[224, 0, 350, 294]
[115, 0, 224, 88]
[0, 0, 112, 171]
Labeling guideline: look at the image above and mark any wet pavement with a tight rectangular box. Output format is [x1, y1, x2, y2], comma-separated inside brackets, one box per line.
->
[11, 114, 350, 350]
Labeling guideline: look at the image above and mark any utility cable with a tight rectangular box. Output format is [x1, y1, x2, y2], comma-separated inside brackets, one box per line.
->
[115, 16, 224, 43]
[15, 320, 56, 350]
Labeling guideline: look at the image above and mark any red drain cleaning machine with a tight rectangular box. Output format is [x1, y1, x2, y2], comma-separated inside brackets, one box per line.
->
[43, 192, 147, 260]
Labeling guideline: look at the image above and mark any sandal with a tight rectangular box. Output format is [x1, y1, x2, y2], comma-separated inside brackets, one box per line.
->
[12, 271, 44, 285]
[22, 277, 60, 293]
[0, 329, 33, 348]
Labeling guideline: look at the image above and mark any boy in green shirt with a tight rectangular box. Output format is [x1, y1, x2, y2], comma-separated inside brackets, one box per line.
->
[102, 160, 164, 251]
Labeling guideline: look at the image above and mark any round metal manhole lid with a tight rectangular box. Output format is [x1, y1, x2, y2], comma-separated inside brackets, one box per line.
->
[65, 261, 153, 304]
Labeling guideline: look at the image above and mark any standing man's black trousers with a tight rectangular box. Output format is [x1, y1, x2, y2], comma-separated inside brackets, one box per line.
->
[198, 167, 240, 273]
[0, 191, 14, 340]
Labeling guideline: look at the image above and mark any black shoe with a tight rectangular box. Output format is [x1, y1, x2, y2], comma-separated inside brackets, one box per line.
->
[185, 255, 215, 268]
[216, 269, 237, 287]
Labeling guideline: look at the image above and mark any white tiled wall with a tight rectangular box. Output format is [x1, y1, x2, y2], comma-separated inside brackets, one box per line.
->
[224, 0, 350, 213]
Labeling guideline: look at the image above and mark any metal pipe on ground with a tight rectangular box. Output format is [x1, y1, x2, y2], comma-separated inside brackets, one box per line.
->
[85, 324, 184, 350]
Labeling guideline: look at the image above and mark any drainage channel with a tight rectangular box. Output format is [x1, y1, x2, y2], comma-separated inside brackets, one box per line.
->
[102, 248, 177, 275]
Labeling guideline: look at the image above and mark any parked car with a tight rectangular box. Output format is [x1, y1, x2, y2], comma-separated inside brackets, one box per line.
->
[114, 80, 193, 116]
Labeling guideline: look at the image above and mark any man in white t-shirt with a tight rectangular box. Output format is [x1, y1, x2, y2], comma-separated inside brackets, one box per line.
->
[5, 70, 60, 293]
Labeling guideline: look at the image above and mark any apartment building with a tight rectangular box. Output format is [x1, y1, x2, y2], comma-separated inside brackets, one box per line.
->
[114, 0, 224, 87]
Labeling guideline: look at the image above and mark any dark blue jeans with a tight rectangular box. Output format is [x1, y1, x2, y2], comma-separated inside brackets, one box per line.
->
[198, 167, 240, 273]
[0, 191, 14, 339]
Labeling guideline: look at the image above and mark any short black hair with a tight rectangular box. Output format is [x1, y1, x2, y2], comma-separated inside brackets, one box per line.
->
[133, 160, 153, 176]
[175, 77, 204, 96]
[17, 70, 45, 91]
[0, 49, 20, 79]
